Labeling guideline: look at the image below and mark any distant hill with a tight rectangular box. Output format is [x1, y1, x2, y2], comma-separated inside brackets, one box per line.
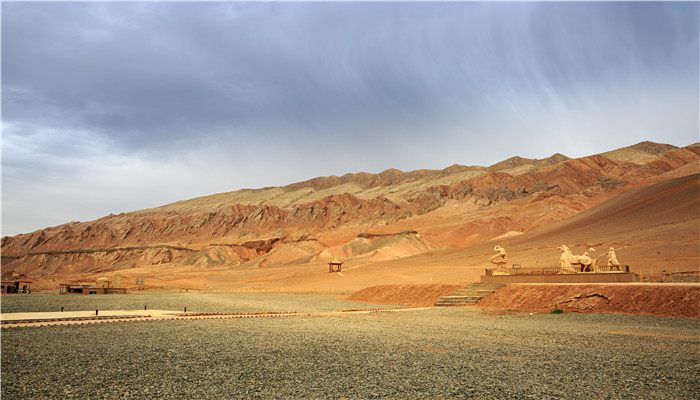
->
[601, 140, 678, 163]
[3, 141, 698, 290]
[508, 172, 700, 266]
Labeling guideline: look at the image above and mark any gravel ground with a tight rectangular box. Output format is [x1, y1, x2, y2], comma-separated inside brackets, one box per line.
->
[2, 304, 698, 399]
[0, 292, 398, 314]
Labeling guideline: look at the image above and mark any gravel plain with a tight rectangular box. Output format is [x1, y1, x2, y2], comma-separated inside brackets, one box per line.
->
[0, 292, 396, 314]
[2, 295, 699, 399]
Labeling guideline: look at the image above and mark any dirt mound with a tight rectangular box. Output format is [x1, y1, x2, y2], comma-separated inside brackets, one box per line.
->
[346, 284, 462, 307]
[478, 284, 700, 319]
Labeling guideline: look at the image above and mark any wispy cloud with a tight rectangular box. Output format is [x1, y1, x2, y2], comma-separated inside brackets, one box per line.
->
[2, 2, 698, 235]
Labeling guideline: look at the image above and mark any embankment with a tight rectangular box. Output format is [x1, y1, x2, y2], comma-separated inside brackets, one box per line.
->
[478, 283, 700, 319]
[346, 284, 461, 307]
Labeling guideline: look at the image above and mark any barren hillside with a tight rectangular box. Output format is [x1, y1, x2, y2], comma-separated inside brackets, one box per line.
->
[2, 141, 698, 290]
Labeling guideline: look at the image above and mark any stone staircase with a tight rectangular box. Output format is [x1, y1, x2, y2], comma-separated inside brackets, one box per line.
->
[435, 283, 506, 307]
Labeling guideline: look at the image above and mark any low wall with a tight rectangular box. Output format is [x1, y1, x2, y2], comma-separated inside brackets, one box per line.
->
[480, 272, 639, 284]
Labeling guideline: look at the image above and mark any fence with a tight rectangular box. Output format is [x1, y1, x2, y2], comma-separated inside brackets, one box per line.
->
[485, 264, 630, 276]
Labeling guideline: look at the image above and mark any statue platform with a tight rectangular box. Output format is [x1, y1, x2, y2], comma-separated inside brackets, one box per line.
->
[480, 266, 639, 284]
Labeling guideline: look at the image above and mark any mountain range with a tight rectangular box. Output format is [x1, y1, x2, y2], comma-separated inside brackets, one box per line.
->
[2, 141, 698, 291]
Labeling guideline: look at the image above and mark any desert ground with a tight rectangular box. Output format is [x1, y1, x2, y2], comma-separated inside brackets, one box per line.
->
[2, 293, 698, 399]
[2, 142, 698, 399]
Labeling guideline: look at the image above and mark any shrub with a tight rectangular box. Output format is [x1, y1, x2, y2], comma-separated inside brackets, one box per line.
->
[551, 305, 564, 314]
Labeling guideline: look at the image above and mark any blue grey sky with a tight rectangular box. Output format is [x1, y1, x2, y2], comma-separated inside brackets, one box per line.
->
[2, 2, 699, 235]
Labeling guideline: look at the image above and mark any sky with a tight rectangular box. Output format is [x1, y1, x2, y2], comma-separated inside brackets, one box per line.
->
[2, 2, 699, 236]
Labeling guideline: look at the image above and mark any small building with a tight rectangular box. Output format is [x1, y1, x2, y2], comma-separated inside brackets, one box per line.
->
[59, 277, 126, 295]
[1, 274, 31, 294]
[328, 261, 343, 273]
[59, 284, 93, 294]
[59, 284, 127, 295]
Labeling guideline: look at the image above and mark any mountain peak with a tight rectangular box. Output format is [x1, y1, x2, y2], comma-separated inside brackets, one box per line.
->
[488, 156, 533, 171]
[628, 141, 677, 154]
[544, 153, 570, 163]
[603, 141, 677, 163]
[488, 153, 569, 173]
[441, 164, 483, 174]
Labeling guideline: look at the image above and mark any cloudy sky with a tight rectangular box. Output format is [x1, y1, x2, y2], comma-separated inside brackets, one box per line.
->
[2, 2, 698, 235]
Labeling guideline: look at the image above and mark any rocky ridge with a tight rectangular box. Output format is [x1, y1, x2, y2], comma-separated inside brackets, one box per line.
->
[2, 141, 697, 279]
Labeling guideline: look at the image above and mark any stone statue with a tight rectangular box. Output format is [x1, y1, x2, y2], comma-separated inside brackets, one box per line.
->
[604, 247, 621, 271]
[558, 245, 597, 273]
[489, 245, 510, 275]
[558, 245, 578, 273]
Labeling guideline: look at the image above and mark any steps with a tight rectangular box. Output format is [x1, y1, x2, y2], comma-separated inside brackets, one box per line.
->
[435, 283, 506, 307]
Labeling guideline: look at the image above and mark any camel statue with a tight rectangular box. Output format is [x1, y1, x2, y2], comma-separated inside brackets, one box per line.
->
[604, 247, 622, 271]
[488, 245, 510, 275]
[579, 248, 598, 272]
[558, 245, 597, 273]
